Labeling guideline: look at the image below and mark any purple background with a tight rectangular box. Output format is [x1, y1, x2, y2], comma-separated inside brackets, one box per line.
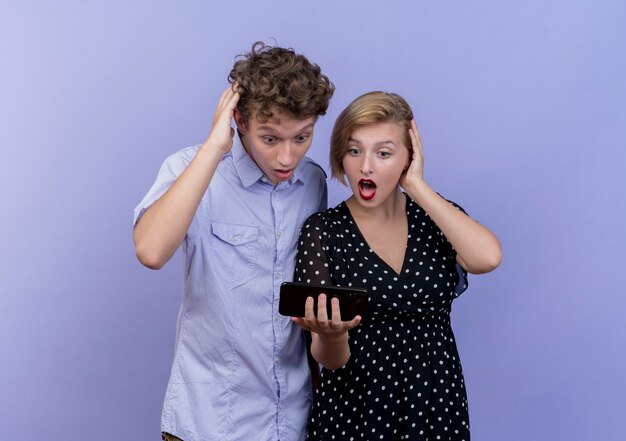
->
[1, 1, 625, 439]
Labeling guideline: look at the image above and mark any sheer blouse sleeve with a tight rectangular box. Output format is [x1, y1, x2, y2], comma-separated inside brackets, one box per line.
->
[294, 212, 335, 286]
[442, 196, 469, 297]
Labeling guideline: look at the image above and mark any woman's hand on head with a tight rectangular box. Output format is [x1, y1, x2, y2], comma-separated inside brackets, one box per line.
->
[400, 119, 427, 193]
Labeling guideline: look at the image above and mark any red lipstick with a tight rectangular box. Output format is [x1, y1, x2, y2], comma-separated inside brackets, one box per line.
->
[358, 179, 377, 200]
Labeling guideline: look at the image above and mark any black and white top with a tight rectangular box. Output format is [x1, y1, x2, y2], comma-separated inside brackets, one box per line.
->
[295, 193, 471, 440]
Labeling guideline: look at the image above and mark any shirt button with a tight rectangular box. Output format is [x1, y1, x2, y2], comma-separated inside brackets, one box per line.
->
[275, 272, 281, 279]
[275, 357, 281, 364]
[276, 230, 282, 237]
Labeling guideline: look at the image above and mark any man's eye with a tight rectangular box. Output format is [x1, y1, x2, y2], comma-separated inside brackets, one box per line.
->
[263, 136, 276, 143]
[296, 135, 310, 143]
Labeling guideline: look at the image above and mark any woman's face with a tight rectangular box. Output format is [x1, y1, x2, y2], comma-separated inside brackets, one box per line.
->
[342, 121, 410, 208]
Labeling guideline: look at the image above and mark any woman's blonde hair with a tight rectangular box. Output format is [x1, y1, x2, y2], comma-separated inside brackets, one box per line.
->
[330, 91, 414, 184]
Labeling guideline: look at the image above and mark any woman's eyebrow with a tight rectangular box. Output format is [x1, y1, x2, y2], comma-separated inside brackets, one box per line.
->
[348, 137, 397, 146]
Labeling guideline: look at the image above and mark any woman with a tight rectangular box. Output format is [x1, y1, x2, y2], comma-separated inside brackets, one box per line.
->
[292, 91, 502, 440]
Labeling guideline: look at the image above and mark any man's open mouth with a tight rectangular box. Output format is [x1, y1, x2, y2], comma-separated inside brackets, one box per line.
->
[358, 179, 377, 200]
[275, 169, 293, 180]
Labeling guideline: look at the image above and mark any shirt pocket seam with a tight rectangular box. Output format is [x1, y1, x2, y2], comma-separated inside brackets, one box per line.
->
[211, 221, 259, 246]
[209, 222, 259, 283]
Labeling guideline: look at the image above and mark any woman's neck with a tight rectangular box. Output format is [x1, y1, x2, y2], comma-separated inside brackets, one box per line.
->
[345, 187, 406, 222]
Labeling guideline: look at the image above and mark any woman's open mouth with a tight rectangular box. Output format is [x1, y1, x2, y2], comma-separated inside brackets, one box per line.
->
[358, 179, 377, 200]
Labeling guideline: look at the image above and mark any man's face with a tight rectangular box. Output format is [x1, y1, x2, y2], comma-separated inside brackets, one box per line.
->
[236, 109, 316, 185]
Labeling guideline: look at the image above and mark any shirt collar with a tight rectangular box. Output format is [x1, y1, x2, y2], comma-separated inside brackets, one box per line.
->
[232, 134, 264, 188]
[231, 134, 305, 188]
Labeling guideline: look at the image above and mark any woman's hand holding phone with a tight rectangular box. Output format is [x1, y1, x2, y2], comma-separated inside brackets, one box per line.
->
[291, 293, 361, 337]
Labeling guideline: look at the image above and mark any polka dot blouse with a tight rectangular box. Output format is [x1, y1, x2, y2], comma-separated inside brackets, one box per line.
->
[295, 193, 471, 440]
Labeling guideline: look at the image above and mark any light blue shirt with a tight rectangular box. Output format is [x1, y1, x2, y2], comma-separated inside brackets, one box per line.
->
[134, 137, 327, 441]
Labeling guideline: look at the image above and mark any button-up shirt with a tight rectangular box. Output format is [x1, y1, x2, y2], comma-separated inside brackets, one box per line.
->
[134, 137, 327, 441]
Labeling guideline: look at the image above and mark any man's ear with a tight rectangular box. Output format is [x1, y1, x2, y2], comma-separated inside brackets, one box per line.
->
[233, 108, 247, 134]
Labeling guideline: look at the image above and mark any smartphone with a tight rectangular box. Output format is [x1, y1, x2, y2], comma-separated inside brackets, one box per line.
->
[279, 281, 368, 320]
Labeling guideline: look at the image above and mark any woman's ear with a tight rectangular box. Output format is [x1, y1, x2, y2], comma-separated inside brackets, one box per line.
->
[233, 108, 247, 134]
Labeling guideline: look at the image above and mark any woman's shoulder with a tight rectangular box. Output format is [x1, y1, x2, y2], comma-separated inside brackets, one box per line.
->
[404, 192, 467, 218]
[301, 202, 348, 233]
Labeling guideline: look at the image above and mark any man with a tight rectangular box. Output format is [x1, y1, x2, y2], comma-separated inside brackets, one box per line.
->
[133, 42, 334, 440]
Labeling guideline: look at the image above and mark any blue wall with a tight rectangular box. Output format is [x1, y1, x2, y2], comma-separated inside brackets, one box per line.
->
[1, 1, 624, 439]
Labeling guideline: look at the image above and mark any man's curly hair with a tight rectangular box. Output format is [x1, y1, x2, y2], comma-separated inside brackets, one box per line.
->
[228, 42, 335, 124]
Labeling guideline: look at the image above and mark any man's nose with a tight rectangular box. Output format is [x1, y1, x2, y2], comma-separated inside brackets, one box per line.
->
[277, 143, 294, 167]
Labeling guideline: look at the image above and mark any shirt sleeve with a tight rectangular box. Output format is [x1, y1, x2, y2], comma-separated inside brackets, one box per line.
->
[306, 160, 327, 212]
[318, 180, 328, 212]
[294, 212, 334, 286]
[132, 146, 199, 227]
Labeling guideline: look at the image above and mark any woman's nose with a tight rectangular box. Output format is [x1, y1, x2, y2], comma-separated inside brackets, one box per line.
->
[360, 154, 373, 175]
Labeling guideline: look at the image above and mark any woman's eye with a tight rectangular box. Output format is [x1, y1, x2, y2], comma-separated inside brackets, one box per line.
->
[378, 151, 391, 158]
[348, 147, 360, 156]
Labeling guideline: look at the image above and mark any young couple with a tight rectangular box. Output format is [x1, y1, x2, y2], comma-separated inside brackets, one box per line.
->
[134, 42, 502, 441]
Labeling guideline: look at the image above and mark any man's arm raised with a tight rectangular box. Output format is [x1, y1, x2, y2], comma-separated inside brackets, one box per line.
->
[134, 85, 240, 269]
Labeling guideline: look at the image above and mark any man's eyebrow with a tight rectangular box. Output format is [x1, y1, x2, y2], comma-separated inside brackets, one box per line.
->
[256, 127, 278, 134]
[295, 123, 315, 132]
[257, 123, 315, 133]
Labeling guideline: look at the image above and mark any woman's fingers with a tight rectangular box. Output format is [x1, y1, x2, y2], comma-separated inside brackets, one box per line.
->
[303, 296, 316, 322]
[291, 317, 308, 331]
[298, 293, 362, 335]
[316, 293, 329, 322]
[329, 297, 343, 329]
[346, 315, 361, 330]
[410, 119, 423, 155]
